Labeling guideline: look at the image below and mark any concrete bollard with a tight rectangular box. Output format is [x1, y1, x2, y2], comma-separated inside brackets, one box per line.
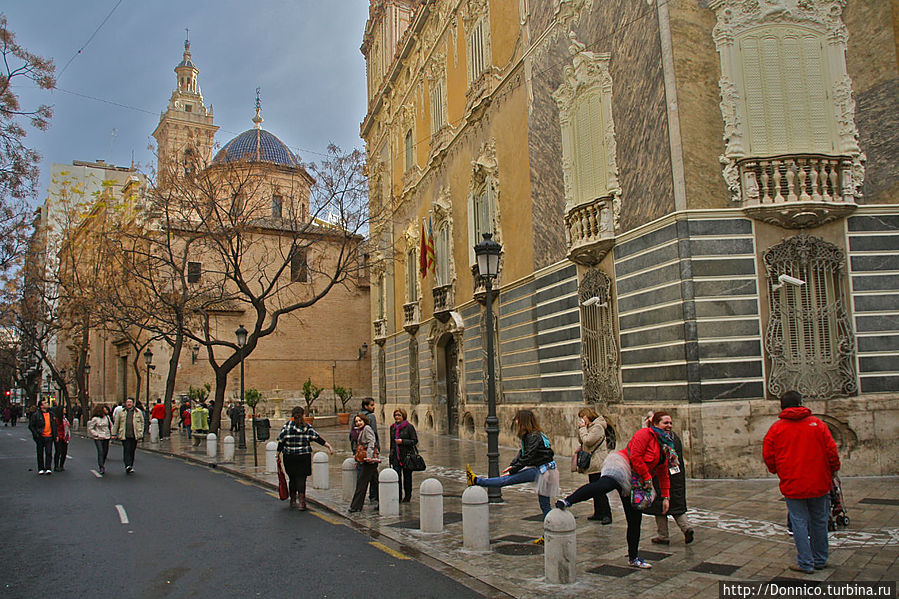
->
[149, 419, 159, 444]
[378, 468, 399, 516]
[71, 419, 79, 432]
[312, 451, 329, 489]
[462, 486, 490, 551]
[206, 432, 217, 459]
[222, 435, 235, 463]
[419, 478, 444, 533]
[342, 458, 357, 502]
[544, 508, 577, 584]
[265, 441, 278, 473]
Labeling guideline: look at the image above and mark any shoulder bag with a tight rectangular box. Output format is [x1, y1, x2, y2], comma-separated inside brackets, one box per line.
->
[354, 443, 367, 463]
[405, 448, 426, 472]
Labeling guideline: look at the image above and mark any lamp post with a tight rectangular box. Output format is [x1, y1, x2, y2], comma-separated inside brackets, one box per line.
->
[59, 369, 66, 410]
[235, 324, 252, 463]
[143, 348, 153, 409]
[83, 363, 91, 424]
[474, 232, 503, 503]
[191, 343, 200, 364]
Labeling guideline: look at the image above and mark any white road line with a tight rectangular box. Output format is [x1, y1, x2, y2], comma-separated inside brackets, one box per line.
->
[90, 470, 102, 478]
[115, 505, 129, 524]
[19, 438, 27, 442]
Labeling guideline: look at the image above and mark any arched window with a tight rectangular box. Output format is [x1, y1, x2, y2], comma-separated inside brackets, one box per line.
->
[763, 234, 856, 399]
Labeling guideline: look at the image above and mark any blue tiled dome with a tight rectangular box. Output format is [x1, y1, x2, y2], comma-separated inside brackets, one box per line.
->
[213, 128, 300, 168]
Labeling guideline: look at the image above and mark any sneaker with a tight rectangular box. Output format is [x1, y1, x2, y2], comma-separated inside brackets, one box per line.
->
[555, 499, 570, 509]
[38, 470, 46, 475]
[651, 536, 670, 545]
[465, 464, 477, 487]
[684, 528, 694, 544]
[99, 467, 105, 475]
[126, 466, 133, 474]
[46, 470, 52, 475]
[628, 557, 652, 569]
[531, 536, 544, 545]
[601, 516, 612, 525]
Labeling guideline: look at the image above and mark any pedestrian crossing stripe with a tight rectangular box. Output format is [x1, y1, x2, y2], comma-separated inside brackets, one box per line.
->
[369, 541, 410, 560]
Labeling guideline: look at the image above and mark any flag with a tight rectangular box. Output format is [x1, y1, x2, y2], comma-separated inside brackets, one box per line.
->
[419, 219, 428, 278]
[427, 217, 436, 276]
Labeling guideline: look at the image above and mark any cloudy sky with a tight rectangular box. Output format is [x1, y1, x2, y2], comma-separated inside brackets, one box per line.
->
[5, 1, 371, 201]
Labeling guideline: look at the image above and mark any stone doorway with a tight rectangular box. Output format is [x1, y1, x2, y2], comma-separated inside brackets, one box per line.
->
[436, 333, 460, 435]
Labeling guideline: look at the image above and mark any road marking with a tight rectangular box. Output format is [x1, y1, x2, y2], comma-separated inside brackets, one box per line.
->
[310, 511, 341, 526]
[265, 491, 281, 499]
[115, 505, 129, 524]
[90, 470, 102, 478]
[369, 541, 409, 560]
[20, 438, 27, 442]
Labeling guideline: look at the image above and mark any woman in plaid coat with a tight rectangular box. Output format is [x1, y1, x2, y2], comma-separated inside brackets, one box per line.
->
[277, 406, 333, 509]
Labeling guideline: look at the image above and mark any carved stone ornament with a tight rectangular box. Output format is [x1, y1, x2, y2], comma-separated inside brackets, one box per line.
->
[554, 0, 594, 29]
[462, 0, 489, 24]
[432, 185, 456, 287]
[710, 0, 864, 205]
[578, 268, 621, 403]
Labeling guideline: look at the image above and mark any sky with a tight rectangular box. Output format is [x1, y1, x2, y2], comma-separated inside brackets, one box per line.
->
[4, 1, 371, 203]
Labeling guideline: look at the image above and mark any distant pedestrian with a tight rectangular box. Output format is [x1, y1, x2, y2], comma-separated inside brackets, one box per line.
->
[466, 410, 558, 544]
[182, 403, 192, 439]
[135, 400, 149, 434]
[10, 403, 20, 427]
[191, 402, 209, 443]
[111, 398, 145, 474]
[763, 391, 840, 574]
[349, 414, 380, 513]
[234, 402, 245, 431]
[88, 404, 112, 475]
[72, 403, 83, 426]
[228, 403, 237, 432]
[150, 399, 166, 436]
[645, 412, 694, 545]
[556, 410, 676, 569]
[350, 398, 379, 504]
[2, 405, 10, 425]
[53, 406, 71, 472]
[28, 399, 57, 475]
[573, 407, 612, 524]
[389, 408, 419, 503]
[277, 406, 333, 509]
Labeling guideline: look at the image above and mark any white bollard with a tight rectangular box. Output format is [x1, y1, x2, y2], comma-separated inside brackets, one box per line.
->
[206, 432, 217, 459]
[312, 451, 329, 489]
[462, 486, 490, 551]
[71, 419, 79, 432]
[544, 508, 577, 584]
[378, 468, 399, 516]
[419, 478, 444, 533]
[265, 441, 278, 473]
[342, 458, 357, 502]
[222, 435, 235, 463]
[149, 419, 159, 444]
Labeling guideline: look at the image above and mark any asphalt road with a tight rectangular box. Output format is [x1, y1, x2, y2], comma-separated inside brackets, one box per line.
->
[0, 426, 486, 599]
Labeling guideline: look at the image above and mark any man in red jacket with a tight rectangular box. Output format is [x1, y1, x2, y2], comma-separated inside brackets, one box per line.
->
[150, 400, 167, 438]
[763, 391, 841, 574]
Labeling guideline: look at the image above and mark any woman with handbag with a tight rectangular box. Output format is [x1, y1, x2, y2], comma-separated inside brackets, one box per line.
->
[556, 411, 676, 569]
[277, 406, 333, 509]
[87, 404, 112, 475]
[389, 408, 419, 503]
[574, 407, 612, 524]
[644, 412, 694, 545]
[349, 414, 380, 513]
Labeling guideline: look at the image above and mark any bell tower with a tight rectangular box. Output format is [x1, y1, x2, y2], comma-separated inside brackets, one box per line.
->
[152, 33, 218, 185]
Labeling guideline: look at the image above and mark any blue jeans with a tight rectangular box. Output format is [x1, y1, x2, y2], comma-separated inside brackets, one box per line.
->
[476, 467, 552, 518]
[786, 495, 830, 570]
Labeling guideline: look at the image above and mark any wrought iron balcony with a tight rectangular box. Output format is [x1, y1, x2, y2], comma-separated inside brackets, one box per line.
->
[402, 301, 420, 333]
[432, 284, 454, 322]
[373, 318, 387, 342]
[738, 155, 858, 228]
[565, 195, 616, 266]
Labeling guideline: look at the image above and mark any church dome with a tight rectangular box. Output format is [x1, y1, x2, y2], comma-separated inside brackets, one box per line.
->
[213, 128, 300, 168]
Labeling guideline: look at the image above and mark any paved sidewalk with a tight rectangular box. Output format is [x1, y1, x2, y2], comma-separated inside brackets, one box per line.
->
[123, 422, 898, 599]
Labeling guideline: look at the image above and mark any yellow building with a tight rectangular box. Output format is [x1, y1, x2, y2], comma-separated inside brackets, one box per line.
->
[361, 0, 899, 476]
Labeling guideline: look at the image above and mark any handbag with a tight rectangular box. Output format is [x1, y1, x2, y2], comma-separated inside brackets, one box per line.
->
[276, 453, 289, 501]
[576, 448, 595, 473]
[405, 449, 426, 472]
[354, 443, 367, 463]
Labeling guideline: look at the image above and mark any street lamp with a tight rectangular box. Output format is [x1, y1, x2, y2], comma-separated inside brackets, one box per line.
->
[474, 232, 502, 503]
[235, 324, 252, 463]
[191, 343, 200, 364]
[83, 363, 91, 424]
[143, 348, 154, 409]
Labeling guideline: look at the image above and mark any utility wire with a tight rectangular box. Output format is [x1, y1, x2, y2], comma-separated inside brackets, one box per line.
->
[57, 0, 126, 81]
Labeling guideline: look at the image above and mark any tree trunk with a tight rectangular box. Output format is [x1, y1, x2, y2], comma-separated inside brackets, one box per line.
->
[210, 368, 229, 434]
[162, 332, 183, 437]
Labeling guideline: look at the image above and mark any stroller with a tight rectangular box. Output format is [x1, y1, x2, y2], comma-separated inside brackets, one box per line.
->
[785, 475, 848, 534]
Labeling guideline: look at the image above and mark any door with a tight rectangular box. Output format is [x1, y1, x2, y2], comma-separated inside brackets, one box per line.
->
[445, 335, 458, 435]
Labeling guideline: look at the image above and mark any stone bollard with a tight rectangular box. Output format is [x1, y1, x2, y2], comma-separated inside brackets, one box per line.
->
[462, 486, 490, 551]
[149, 419, 159, 444]
[419, 478, 444, 533]
[71, 419, 79, 432]
[312, 451, 329, 489]
[222, 435, 235, 463]
[342, 458, 357, 502]
[544, 508, 577, 584]
[206, 432, 217, 459]
[378, 468, 399, 516]
[265, 441, 278, 473]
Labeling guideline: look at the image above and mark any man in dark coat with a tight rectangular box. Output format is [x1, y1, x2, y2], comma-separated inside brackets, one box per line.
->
[645, 412, 694, 545]
[28, 399, 57, 475]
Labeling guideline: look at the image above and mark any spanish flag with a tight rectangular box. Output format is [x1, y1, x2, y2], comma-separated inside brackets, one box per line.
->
[427, 217, 436, 276]
[420, 219, 429, 278]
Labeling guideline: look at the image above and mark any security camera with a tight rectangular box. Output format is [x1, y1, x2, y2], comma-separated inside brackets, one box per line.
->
[778, 274, 805, 287]
[581, 296, 600, 307]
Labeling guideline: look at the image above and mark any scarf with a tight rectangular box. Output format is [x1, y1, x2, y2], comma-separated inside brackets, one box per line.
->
[350, 426, 362, 445]
[650, 426, 679, 472]
[392, 420, 409, 463]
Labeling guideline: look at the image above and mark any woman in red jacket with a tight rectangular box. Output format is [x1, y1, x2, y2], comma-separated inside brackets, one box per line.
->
[556, 411, 676, 569]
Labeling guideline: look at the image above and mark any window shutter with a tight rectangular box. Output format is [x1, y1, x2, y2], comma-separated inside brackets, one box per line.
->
[436, 222, 450, 286]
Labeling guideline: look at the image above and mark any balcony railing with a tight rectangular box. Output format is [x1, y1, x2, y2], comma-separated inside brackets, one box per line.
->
[565, 195, 616, 266]
[739, 155, 858, 228]
[402, 301, 420, 333]
[373, 318, 387, 341]
[432, 284, 454, 322]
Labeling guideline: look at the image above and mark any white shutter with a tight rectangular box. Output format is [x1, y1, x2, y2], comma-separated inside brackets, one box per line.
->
[572, 91, 607, 203]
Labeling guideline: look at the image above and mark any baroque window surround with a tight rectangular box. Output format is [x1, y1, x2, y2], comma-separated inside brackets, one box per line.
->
[710, 0, 864, 229]
[763, 233, 856, 400]
[402, 223, 421, 332]
[578, 268, 621, 403]
[432, 186, 456, 322]
[553, 32, 621, 266]
[467, 139, 503, 295]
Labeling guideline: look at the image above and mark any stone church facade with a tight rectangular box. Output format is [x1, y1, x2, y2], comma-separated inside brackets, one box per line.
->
[360, 0, 898, 476]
